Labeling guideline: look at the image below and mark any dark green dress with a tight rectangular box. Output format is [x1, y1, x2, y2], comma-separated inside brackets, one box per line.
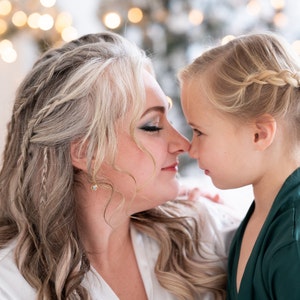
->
[227, 168, 300, 299]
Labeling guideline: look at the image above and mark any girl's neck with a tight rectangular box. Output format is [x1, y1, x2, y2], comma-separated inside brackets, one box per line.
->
[252, 164, 299, 216]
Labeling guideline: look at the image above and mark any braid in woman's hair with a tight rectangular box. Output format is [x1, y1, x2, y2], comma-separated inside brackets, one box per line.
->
[40, 147, 48, 206]
[0, 34, 112, 299]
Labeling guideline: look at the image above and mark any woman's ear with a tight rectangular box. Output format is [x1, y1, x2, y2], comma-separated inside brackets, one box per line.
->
[253, 114, 277, 151]
[70, 141, 88, 171]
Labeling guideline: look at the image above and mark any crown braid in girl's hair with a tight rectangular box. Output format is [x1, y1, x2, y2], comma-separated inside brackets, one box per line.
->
[0, 32, 151, 299]
[179, 32, 300, 138]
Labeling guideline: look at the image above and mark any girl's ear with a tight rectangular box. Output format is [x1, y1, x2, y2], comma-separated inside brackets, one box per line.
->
[253, 114, 277, 151]
[70, 141, 88, 171]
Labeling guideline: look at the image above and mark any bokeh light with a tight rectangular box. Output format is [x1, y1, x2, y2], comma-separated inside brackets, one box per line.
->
[0, 0, 12, 16]
[103, 12, 121, 29]
[128, 7, 143, 24]
[12, 11, 27, 27]
[40, 0, 56, 8]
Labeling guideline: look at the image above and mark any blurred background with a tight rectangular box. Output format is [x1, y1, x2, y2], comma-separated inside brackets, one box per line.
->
[1, 0, 300, 214]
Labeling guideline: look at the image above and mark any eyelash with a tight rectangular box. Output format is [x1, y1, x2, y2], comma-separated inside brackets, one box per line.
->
[140, 125, 163, 132]
[193, 129, 203, 136]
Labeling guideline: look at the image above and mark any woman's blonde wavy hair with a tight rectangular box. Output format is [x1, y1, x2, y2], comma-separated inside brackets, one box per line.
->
[0, 32, 226, 299]
[178, 32, 300, 141]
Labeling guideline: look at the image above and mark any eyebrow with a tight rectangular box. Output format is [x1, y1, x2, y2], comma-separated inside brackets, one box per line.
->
[141, 106, 165, 117]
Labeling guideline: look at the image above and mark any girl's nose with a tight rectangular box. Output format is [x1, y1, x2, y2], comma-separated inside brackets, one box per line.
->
[188, 140, 198, 159]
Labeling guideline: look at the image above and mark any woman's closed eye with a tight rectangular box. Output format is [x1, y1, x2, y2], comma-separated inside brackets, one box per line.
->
[140, 125, 163, 132]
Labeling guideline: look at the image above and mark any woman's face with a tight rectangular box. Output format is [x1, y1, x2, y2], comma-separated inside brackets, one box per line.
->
[100, 70, 190, 214]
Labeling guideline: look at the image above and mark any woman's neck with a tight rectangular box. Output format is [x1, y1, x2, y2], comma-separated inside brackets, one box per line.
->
[75, 184, 132, 259]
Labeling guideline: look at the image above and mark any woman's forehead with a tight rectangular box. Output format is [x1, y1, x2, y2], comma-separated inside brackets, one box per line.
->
[143, 70, 168, 109]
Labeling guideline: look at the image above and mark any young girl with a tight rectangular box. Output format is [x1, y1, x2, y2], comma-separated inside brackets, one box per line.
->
[178, 32, 300, 299]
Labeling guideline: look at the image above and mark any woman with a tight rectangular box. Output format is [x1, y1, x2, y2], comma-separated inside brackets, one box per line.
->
[0, 31, 238, 299]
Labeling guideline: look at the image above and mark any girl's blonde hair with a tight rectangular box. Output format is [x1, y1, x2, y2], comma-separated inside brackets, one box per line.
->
[0, 32, 226, 299]
[179, 32, 300, 139]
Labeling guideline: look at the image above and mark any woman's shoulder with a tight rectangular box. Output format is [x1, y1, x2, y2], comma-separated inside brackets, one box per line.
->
[195, 197, 241, 228]
[0, 239, 17, 269]
[176, 197, 241, 258]
[176, 196, 241, 231]
[0, 239, 36, 299]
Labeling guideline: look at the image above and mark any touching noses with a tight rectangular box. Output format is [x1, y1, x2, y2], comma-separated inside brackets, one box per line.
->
[168, 126, 190, 154]
[188, 138, 198, 159]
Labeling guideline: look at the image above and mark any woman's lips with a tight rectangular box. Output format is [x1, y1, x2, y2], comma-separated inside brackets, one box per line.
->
[161, 163, 178, 172]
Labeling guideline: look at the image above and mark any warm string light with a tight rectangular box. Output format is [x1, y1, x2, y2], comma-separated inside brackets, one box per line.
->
[128, 7, 143, 24]
[99, 1, 290, 35]
[101, 5, 205, 30]
[0, 0, 12, 16]
[1, 0, 299, 63]
[99, 0, 300, 63]
[188, 9, 204, 26]
[103, 12, 121, 29]
[246, 0, 261, 15]
[40, 0, 56, 8]
[270, 0, 285, 10]
[0, 0, 78, 63]
[0, 38, 16, 63]
[101, 5, 142, 29]
[100, 1, 300, 56]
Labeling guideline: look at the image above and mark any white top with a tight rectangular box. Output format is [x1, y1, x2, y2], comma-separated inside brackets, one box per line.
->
[0, 197, 240, 299]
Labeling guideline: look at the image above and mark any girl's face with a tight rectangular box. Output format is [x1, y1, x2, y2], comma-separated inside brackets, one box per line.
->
[180, 78, 258, 190]
[100, 70, 190, 214]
